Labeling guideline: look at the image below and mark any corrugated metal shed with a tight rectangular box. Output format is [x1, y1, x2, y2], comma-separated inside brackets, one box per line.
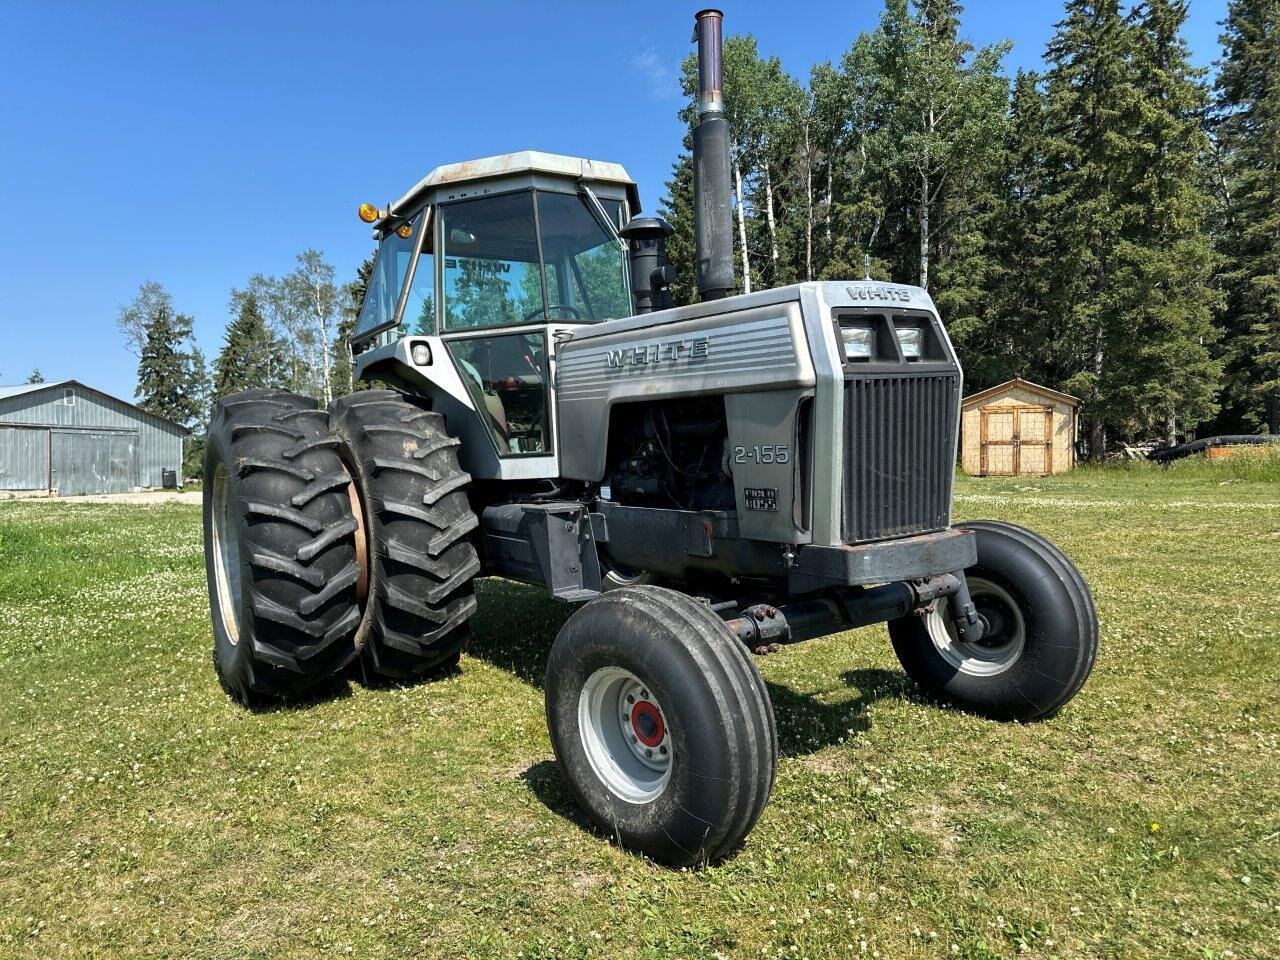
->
[0, 380, 187, 494]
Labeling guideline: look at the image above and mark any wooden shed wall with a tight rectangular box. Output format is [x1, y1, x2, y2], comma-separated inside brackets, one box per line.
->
[961, 384, 1076, 475]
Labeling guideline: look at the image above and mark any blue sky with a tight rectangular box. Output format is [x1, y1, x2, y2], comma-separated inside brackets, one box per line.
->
[0, 0, 1228, 401]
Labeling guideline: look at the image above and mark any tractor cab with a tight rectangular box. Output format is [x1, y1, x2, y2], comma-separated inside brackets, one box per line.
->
[351, 152, 640, 473]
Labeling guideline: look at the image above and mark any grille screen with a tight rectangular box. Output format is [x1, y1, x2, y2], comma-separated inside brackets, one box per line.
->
[841, 374, 959, 543]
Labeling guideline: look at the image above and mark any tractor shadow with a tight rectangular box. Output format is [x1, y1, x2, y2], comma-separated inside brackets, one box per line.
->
[468, 579, 913, 758]
[468, 579, 918, 832]
[518, 662, 908, 843]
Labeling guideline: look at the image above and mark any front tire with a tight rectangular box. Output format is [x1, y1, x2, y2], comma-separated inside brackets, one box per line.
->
[545, 586, 777, 866]
[888, 521, 1098, 721]
[204, 389, 362, 705]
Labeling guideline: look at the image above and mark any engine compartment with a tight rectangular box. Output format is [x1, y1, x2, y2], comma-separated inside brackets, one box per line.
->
[602, 397, 735, 512]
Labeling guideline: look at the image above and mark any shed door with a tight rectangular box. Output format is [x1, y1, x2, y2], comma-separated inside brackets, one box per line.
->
[979, 409, 1017, 475]
[51, 431, 138, 495]
[0, 427, 50, 490]
[1017, 407, 1053, 475]
[980, 406, 1053, 476]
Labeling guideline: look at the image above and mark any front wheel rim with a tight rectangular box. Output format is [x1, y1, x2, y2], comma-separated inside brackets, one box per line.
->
[578, 667, 672, 804]
[924, 576, 1026, 677]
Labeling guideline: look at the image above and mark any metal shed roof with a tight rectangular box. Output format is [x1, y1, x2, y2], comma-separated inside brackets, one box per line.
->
[0, 381, 69, 401]
[0, 379, 189, 432]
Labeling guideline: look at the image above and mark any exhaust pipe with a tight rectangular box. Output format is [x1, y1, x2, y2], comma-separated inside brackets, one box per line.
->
[692, 8, 735, 301]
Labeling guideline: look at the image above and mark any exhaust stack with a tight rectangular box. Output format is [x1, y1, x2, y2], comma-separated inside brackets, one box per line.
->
[692, 8, 735, 301]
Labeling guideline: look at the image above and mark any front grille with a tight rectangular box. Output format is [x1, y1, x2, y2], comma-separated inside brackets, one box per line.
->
[841, 374, 959, 543]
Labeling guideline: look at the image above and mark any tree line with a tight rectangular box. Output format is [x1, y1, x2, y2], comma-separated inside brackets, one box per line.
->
[115, 0, 1276, 472]
[659, 0, 1279, 452]
[115, 251, 371, 475]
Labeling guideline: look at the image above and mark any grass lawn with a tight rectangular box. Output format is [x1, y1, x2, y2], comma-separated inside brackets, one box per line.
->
[1, 465, 1277, 959]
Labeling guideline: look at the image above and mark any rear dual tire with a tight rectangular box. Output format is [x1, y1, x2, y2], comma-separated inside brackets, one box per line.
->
[329, 390, 480, 682]
[204, 390, 362, 705]
[205, 388, 480, 703]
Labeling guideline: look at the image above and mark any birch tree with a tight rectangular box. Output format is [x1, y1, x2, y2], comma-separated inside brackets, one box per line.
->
[285, 250, 341, 404]
[247, 249, 341, 402]
[874, 0, 1010, 292]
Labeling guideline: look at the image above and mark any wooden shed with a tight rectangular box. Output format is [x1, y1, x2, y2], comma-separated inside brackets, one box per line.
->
[961, 378, 1081, 476]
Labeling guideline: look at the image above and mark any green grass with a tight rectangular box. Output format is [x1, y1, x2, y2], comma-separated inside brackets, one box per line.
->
[1, 470, 1277, 959]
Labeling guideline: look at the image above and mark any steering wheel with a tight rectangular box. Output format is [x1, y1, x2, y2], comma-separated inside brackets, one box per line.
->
[524, 303, 582, 322]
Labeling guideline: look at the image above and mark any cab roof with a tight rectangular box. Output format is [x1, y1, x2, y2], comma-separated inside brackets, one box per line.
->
[380, 151, 640, 226]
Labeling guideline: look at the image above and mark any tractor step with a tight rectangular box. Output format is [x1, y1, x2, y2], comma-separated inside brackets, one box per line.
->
[481, 502, 603, 602]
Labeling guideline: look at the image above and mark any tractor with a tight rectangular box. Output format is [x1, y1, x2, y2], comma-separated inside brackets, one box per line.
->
[203, 9, 1097, 867]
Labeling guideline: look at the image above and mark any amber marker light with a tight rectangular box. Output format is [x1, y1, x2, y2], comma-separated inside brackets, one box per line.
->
[358, 202, 380, 223]
[396, 222, 413, 239]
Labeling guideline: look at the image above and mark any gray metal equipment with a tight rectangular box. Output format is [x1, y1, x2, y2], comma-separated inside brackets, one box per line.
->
[203, 8, 1098, 868]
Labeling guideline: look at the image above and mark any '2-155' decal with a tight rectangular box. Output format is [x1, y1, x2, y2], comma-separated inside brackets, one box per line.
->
[733, 444, 790, 465]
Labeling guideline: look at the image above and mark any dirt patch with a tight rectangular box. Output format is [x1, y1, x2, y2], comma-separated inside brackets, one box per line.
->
[5, 490, 202, 506]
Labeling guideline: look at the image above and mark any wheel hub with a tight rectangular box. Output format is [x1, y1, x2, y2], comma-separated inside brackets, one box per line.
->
[629, 700, 665, 746]
[579, 668, 672, 803]
[925, 576, 1026, 677]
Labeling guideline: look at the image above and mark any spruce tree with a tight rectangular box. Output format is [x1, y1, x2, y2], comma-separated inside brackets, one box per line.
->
[974, 70, 1056, 389]
[1107, 0, 1221, 443]
[184, 347, 211, 477]
[25, 369, 45, 384]
[134, 298, 202, 430]
[1035, 0, 1220, 450]
[213, 291, 279, 399]
[1039, 0, 1141, 455]
[657, 150, 698, 307]
[1213, 0, 1280, 433]
[335, 255, 376, 393]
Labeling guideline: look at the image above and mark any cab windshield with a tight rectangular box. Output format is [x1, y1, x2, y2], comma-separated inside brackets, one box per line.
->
[440, 189, 629, 330]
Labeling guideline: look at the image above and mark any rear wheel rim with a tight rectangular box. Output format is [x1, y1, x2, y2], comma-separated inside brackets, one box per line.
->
[924, 576, 1025, 677]
[578, 667, 671, 804]
[210, 462, 243, 645]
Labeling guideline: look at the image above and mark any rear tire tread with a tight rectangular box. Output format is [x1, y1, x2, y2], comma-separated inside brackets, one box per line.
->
[204, 389, 362, 704]
[329, 392, 480, 682]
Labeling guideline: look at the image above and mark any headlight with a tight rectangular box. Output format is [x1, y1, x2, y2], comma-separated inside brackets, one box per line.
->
[897, 326, 923, 359]
[841, 325, 874, 361]
[410, 341, 432, 366]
